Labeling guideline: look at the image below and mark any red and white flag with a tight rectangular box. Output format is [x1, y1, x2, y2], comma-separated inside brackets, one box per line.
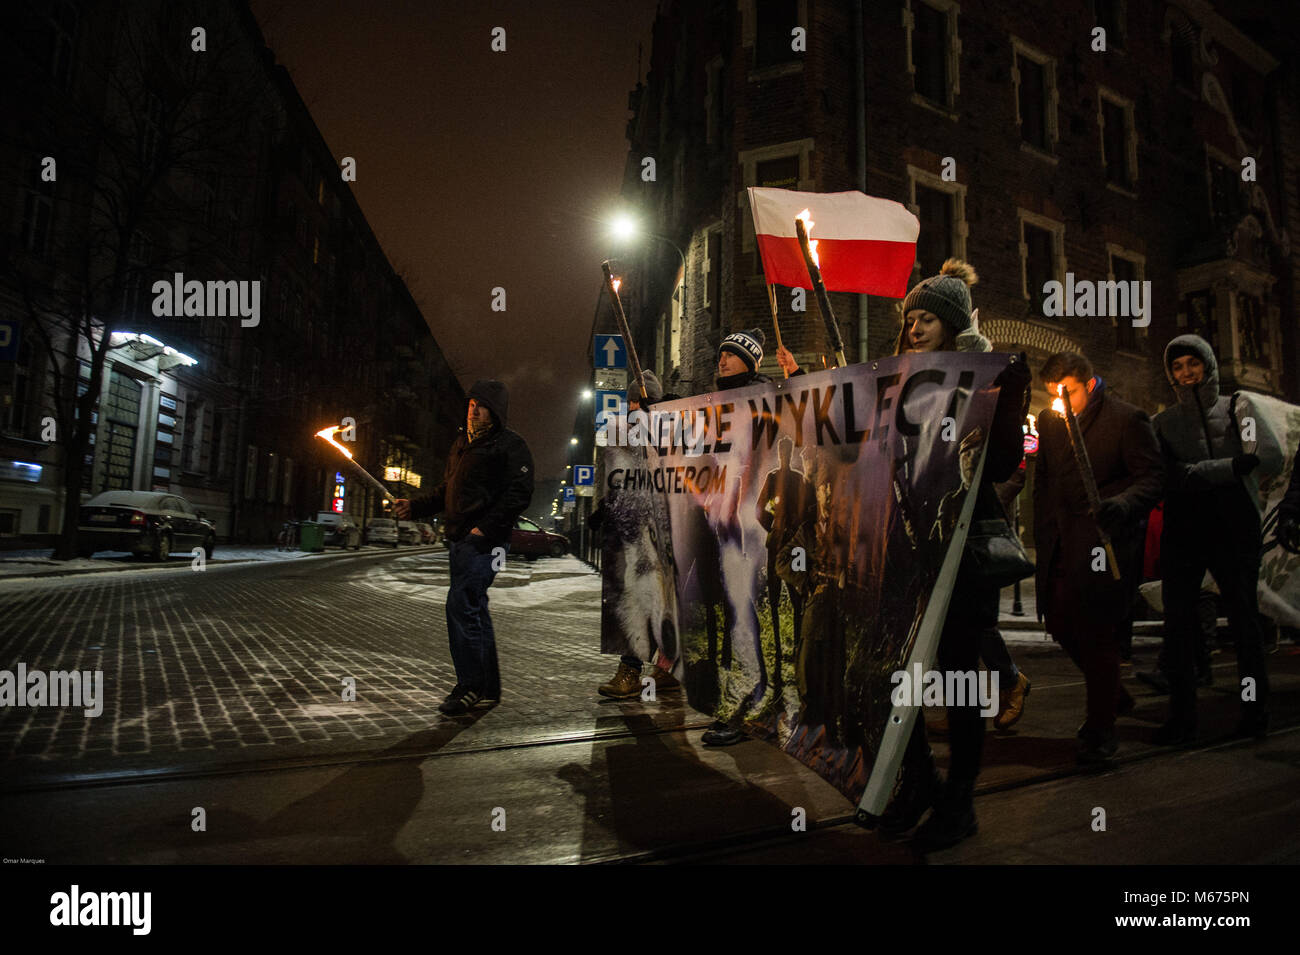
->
[747, 188, 919, 297]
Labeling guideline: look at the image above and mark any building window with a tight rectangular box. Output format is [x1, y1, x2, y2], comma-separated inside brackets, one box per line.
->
[1018, 211, 1065, 317]
[1011, 38, 1058, 153]
[1168, 18, 1198, 90]
[1098, 89, 1138, 188]
[754, 0, 800, 70]
[1107, 246, 1145, 351]
[905, 0, 961, 108]
[1183, 290, 1218, 353]
[705, 58, 724, 148]
[1094, 0, 1125, 51]
[704, 226, 722, 328]
[19, 184, 53, 260]
[1236, 293, 1265, 362]
[99, 369, 142, 493]
[1208, 154, 1246, 226]
[908, 166, 968, 278]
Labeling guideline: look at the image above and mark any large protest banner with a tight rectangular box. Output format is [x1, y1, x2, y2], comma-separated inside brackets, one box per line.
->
[599, 352, 1011, 805]
[1235, 392, 1300, 627]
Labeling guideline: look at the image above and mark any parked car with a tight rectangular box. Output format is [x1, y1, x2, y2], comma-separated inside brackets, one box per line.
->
[78, 491, 216, 562]
[316, 512, 361, 549]
[510, 517, 568, 559]
[415, 522, 436, 544]
[397, 520, 421, 545]
[366, 518, 399, 548]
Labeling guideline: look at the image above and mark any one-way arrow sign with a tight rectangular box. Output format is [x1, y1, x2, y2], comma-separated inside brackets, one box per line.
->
[593, 334, 626, 369]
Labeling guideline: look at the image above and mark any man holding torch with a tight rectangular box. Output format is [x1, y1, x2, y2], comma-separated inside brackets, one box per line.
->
[395, 380, 534, 715]
[1034, 351, 1163, 763]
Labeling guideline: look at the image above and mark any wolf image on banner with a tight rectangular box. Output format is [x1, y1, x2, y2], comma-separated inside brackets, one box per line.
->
[599, 353, 1008, 800]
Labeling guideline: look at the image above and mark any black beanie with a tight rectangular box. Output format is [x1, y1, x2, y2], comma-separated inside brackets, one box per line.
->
[720, 328, 765, 372]
[1165, 342, 1201, 367]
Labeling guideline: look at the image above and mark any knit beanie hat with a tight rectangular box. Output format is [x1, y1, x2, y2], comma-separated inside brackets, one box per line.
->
[1165, 341, 1202, 368]
[901, 259, 978, 337]
[635, 369, 664, 404]
[720, 328, 765, 372]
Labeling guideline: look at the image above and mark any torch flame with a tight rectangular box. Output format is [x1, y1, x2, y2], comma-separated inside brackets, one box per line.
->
[796, 208, 820, 267]
[612, 277, 621, 293]
[315, 425, 354, 460]
[1052, 385, 1066, 416]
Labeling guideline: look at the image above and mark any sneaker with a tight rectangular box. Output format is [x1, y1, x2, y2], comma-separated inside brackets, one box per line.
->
[647, 665, 681, 692]
[438, 687, 482, 715]
[993, 672, 1031, 730]
[879, 758, 942, 840]
[597, 661, 643, 700]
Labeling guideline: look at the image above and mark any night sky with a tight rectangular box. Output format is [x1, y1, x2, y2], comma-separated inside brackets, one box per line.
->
[251, 0, 659, 478]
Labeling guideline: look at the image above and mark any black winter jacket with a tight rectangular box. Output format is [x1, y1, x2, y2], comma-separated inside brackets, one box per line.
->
[412, 380, 534, 546]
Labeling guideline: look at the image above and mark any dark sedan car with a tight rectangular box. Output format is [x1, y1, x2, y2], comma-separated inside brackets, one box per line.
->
[510, 517, 568, 559]
[78, 491, 216, 561]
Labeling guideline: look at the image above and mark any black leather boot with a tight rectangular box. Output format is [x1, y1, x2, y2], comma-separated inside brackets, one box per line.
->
[912, 777, 977, 851]
[878, 750, 941, 841]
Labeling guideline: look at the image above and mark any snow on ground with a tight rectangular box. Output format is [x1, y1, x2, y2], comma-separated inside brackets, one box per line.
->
[0, 545, 436, 578]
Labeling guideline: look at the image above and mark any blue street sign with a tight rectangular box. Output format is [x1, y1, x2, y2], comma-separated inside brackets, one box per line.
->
[0, 319, 19, 362]
[593, 334, 626, 369]
[562, 486, 576, 502]
[573, 465, 594, 486]
[594, 389, 626, 430]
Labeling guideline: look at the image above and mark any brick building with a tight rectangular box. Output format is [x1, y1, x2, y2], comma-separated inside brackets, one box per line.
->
[0, 0, 462, 549]
[617, 0, 1299, 421]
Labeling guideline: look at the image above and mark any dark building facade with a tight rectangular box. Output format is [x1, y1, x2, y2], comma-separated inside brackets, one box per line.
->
[0, 0, 462, 548]
[617, 0, 1299, 420]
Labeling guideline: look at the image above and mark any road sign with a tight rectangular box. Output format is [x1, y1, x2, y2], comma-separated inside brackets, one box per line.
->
[576, 485, 594, 497]
[562, 486, 576, 503]
[563, 500, 576, 513]
[573, 464, 594, 486]
[594, 367, 627, 392]
[0, 319, 19, 362]
[595, 390, 626, 430]
[594, 334, 626, 369]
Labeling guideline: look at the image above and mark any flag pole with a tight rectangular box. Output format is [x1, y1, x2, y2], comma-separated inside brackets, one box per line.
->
[765, 283, 789, 379]
[795, 217, 848, 367]
[601, 260, 647, 401]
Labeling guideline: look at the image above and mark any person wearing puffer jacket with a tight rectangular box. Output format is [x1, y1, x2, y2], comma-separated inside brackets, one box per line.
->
[1151, 334, 1282, 743]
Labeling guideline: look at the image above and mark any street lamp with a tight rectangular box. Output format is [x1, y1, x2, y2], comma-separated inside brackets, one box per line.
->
[581, 389, 593, 400]
[609, 213, 686, 283]
[570, 437, 579, 445]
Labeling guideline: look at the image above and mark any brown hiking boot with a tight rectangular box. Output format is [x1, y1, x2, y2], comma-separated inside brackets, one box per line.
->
[993, 672, 1031, 730]
[647, 665, 680, 692]
[598, 661, 643, 699]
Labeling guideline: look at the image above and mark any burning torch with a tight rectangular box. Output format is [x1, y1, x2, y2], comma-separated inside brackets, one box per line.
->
[601, 260, 648, 403]
[1056, 387, 1121, 581]
[314, 425, 399, 516]
[794, 211, 848, 369]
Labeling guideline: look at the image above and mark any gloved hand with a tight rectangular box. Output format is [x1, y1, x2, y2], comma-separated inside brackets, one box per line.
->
[1096, 497, 1130, 535]
[1278, 515, 1300, 555]
[995, 352, 1033, 415]
[1232, 453, 1261, 477]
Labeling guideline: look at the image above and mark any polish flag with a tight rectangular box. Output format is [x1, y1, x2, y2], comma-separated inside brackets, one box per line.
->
[747, 187, 919, 297]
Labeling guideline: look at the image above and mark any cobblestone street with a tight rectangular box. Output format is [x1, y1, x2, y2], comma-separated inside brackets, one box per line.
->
[0, 549, 694, 784]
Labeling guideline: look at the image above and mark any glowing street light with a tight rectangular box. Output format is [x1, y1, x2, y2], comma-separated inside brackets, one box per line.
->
[570, 437, 579, 445]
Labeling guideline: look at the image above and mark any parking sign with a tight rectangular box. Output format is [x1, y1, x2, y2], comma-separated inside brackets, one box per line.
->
[562, 486, 576, 503]
[573, 465, 594, 486]
[594, 389, 626, 430]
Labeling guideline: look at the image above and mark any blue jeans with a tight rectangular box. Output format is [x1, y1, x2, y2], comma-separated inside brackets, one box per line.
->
[446, 537, 504, 698]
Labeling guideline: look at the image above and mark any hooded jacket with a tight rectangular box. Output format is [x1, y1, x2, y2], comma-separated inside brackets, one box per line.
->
[412, 380, 534, 546]
[1152, 334, 1281, 521]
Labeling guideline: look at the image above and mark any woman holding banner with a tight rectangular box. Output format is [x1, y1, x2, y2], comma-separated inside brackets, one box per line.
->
[878, 259, 1032, 850]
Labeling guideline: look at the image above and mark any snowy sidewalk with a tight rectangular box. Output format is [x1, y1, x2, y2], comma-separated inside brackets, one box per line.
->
[0, 544, 439, 580]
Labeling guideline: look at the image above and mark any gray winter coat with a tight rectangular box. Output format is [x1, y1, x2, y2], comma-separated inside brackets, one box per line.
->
[1152, 334, 1283, 520]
